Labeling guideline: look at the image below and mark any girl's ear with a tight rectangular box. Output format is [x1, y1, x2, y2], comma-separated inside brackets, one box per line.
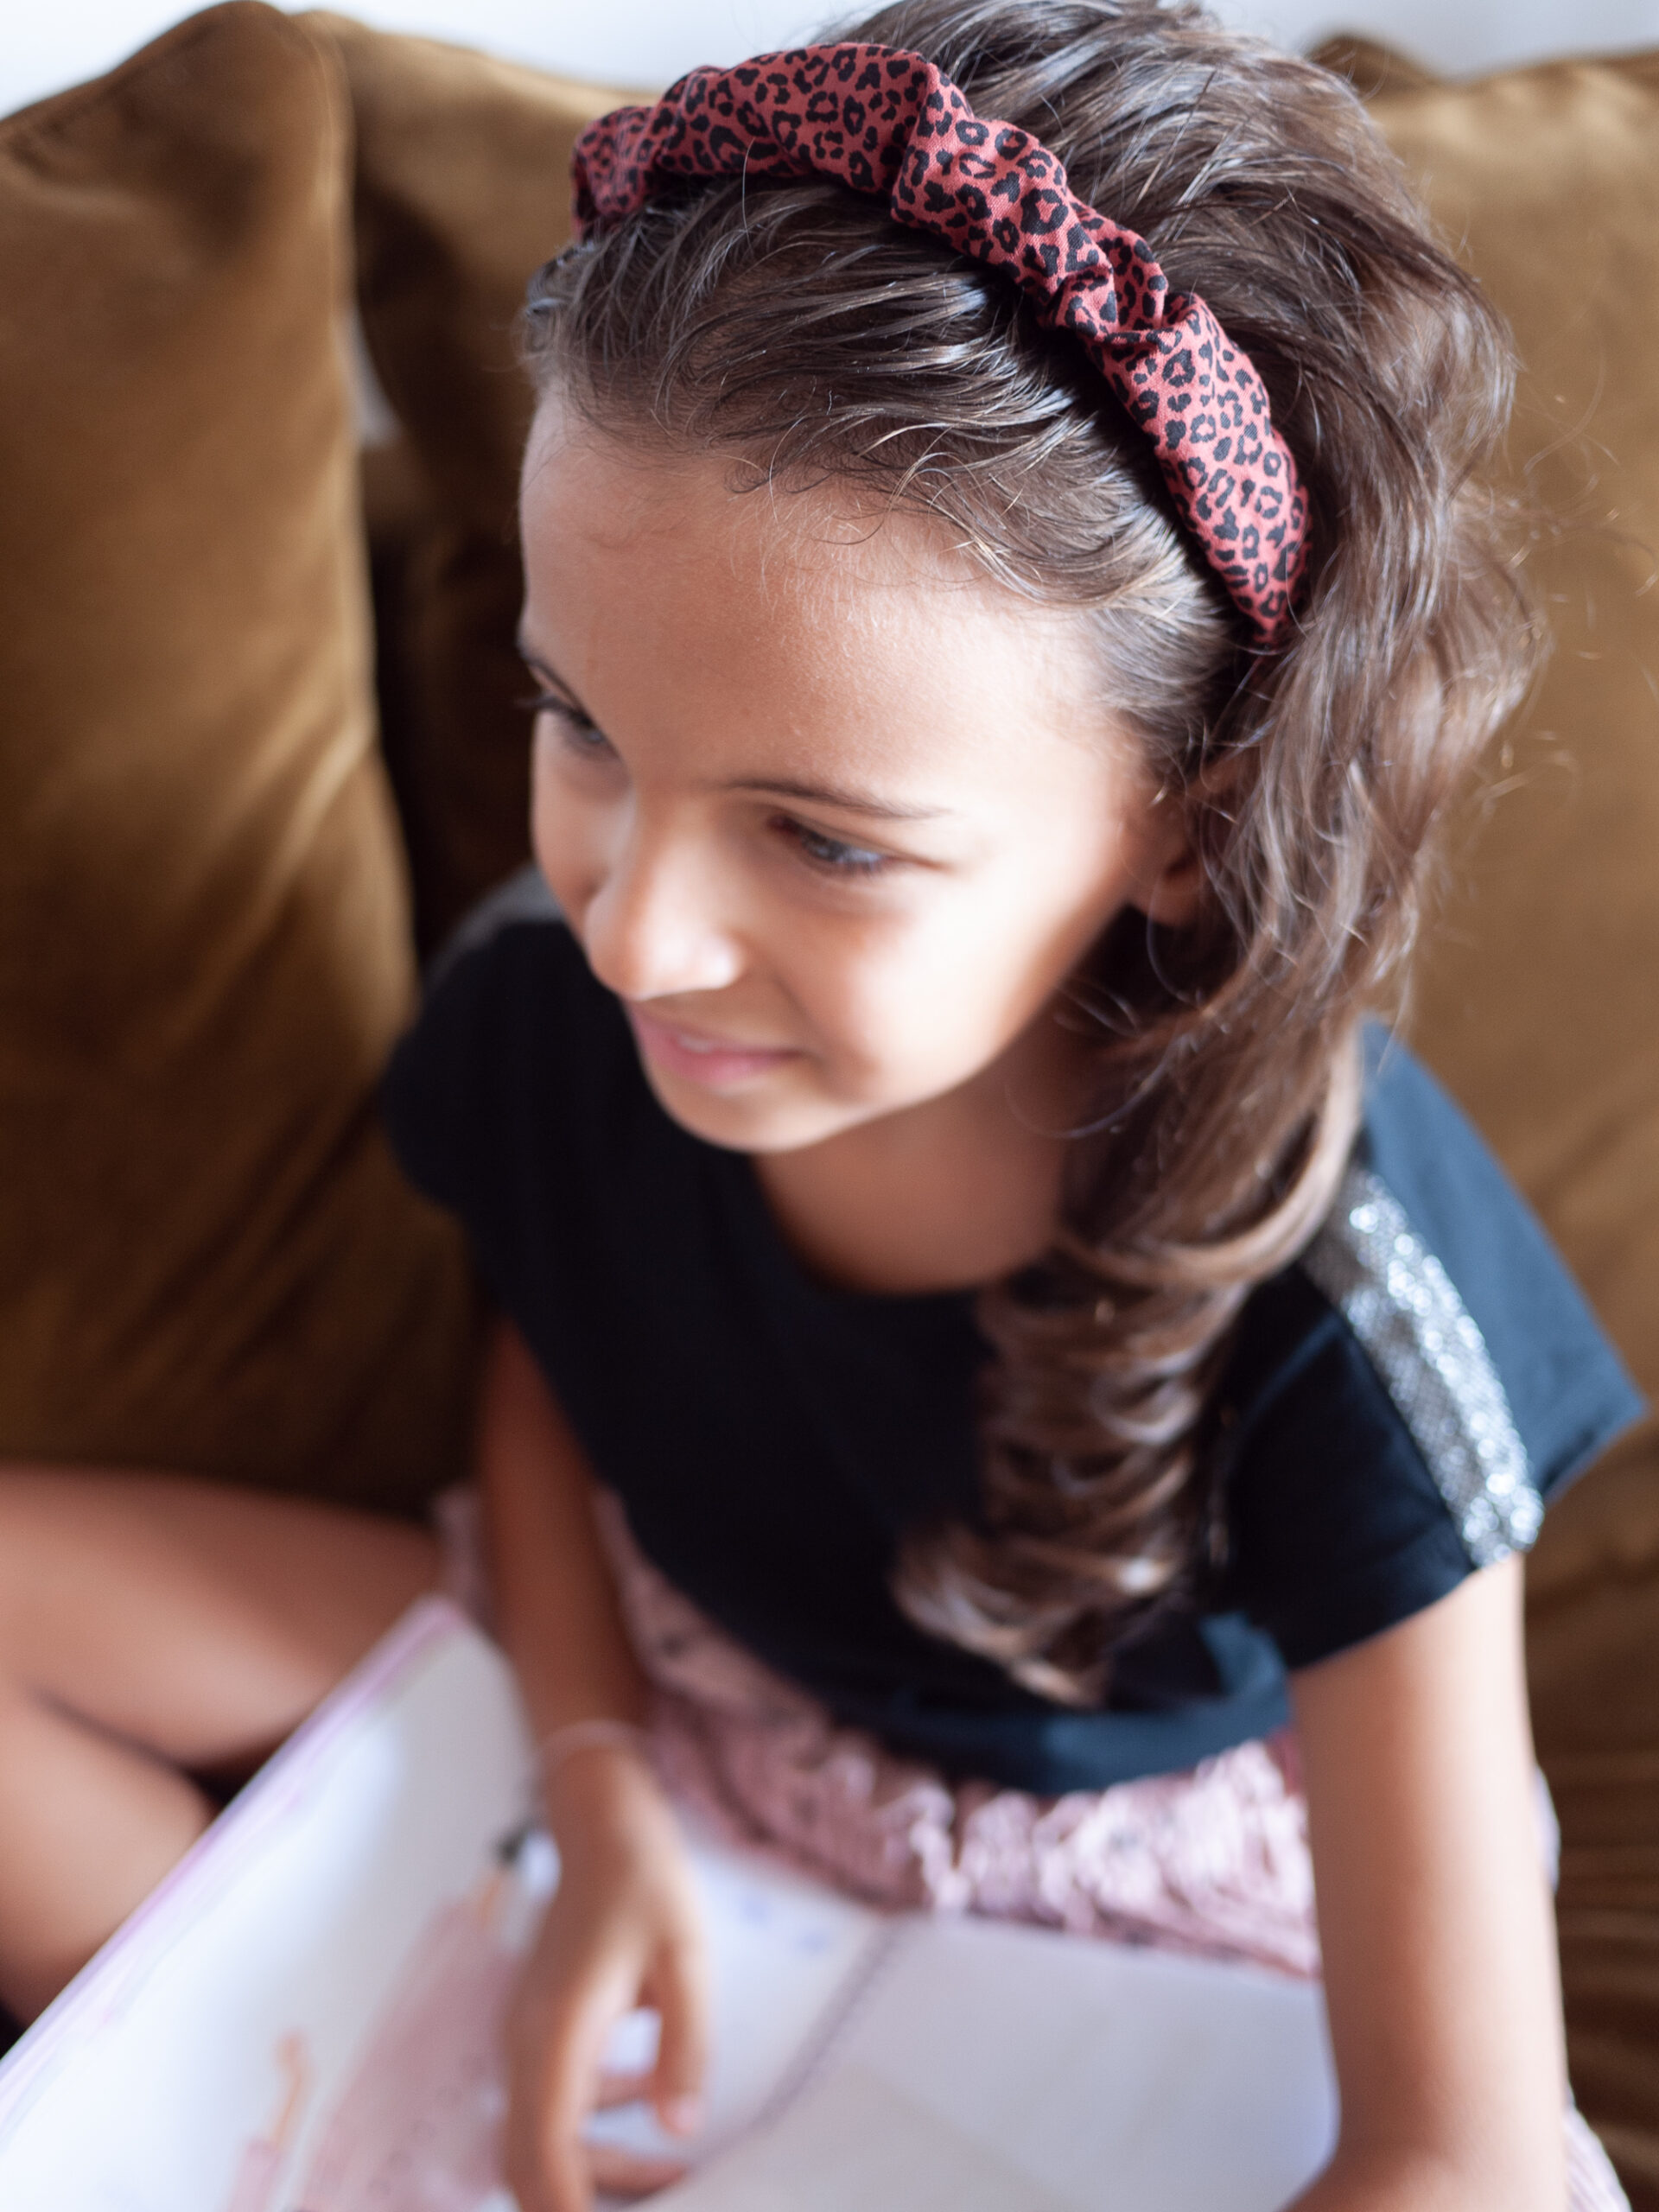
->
[1140, 836, 1206, 927]
[1135, 787, 1206, 928]
[1135, 746, 1250, 926]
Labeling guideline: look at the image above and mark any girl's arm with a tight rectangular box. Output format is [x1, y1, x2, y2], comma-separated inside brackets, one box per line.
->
[480, 1313, 651, 1748]
[1288, 1555, 1567, 2212]
[478, 1318, 709, 2212]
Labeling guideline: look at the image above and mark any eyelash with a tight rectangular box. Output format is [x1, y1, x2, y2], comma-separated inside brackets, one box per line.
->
[521, 690, 614, 755]
[523, 688, 893, 880]
[774, 818, 893, 878]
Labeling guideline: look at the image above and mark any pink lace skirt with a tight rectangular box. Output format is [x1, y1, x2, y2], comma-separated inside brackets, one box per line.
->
[437, 1486, 1628, 2209]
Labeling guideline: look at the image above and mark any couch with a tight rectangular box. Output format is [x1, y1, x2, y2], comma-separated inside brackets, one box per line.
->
[0, 4, 1654, 2195]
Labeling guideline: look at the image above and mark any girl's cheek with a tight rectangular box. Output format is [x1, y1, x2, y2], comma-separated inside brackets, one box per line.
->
[531, 745, 607, 923]
[799, 930, 977, 1098]
[529, 783, 575, 912]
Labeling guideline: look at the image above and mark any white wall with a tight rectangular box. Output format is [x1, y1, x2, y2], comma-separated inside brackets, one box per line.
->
[8, 0, 1659, 122]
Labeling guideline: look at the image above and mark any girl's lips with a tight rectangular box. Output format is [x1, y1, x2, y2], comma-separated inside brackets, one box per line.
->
[626, 1006, 800, 1091]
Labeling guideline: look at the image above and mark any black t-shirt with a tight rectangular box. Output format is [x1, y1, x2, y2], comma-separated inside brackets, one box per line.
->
[384, 872, 1642, 1792]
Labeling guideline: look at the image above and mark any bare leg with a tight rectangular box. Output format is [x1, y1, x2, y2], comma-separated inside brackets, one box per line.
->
[0, 1465, 440, 2020]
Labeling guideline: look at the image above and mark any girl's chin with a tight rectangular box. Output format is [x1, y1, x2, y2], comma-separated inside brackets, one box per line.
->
[636, 1055, 858, 1155]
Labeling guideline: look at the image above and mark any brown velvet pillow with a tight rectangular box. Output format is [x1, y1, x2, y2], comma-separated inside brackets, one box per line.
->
[1315, 41, 1659, 2201]
[1363, 51, 1659, 1578]
[0, 1, 477, 1513]
[308, 12, 631, 950]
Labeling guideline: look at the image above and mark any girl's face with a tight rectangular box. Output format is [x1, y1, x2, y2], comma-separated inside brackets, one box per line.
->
[519, 399, 1194, 1157]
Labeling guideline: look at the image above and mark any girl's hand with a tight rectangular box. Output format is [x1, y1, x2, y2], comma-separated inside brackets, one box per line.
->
[504, 1745, 709, 2212]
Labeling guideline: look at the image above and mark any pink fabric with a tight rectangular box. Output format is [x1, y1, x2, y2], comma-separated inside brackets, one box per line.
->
[571, 43, 1309, 647]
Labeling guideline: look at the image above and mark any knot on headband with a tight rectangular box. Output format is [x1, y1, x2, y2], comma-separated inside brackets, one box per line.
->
[572, 43, 1309, 647]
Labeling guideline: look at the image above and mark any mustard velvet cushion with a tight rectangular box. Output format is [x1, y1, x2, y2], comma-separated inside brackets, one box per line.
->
[1312, 39, 1659, 2201]
[308, 12, 631, 949]
[0, 2, 477, 1512]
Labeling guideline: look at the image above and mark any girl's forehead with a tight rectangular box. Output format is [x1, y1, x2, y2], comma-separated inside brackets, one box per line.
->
[520, 409, 1152, 846]
[520, 404, 1106, 718]
[526, 403, 963, 594]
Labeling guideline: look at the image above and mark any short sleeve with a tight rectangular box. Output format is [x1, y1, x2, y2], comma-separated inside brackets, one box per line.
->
[1220, 1270, 1480, 1669]
[1217, 1035, 1643, 1674]
[379, 869, 602, 1291]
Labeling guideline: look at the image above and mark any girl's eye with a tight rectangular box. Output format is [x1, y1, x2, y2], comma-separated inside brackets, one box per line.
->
[523, 692, 615, 760]
[776, 817, 892, 877]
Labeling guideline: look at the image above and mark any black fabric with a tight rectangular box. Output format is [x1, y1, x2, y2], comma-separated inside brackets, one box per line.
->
[384, 896, 1643, 1793]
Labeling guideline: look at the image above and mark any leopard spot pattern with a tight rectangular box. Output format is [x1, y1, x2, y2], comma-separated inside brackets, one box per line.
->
[572, 43, 1308, 645]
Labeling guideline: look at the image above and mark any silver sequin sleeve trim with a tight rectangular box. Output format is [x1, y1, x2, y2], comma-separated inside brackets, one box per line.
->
[1302, 1165, 1543, 1567]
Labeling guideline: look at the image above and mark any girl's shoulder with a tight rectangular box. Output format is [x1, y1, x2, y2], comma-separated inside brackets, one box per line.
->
[380, 868, 641, 1221]
[1216, 1028, 1642, 1671]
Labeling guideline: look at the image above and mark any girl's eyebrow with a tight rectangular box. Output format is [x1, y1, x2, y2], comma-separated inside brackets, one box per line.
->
[721, 775, 951, 824]
[517, 633, 950, 823]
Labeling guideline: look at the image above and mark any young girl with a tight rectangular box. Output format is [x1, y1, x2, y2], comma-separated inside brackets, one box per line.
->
[0, 3, 1643, 2209]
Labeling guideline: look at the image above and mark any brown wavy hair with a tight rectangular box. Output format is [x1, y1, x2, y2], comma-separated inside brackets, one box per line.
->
[521, 0, 1536, 1701]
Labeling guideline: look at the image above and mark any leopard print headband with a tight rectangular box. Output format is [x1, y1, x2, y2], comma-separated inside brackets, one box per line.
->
[571, 42, 1309, 647]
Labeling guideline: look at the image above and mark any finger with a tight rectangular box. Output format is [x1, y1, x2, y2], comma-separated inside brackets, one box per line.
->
[585, 2141, 690, 2197]
[505, 2021, 596, 2212]
[534, 2002, 634, 2212]
[505, 2101, 588, 2212]
[594, 2067, 656, 2111]
[645, 1937, 711, 2137]
[513, 1953, 645, 2212]
[510, 2042, 596, 2212]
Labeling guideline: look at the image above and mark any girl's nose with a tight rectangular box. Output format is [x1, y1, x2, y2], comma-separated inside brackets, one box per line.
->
[579, 828, 746, 1004]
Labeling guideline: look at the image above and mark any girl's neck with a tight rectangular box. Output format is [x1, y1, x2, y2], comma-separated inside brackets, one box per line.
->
[753, 1010, 1081, 1299]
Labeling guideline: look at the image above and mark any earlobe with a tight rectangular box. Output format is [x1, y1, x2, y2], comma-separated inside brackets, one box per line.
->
[1135, 798, 1206, 928]
[1141, 848, 1205, 927]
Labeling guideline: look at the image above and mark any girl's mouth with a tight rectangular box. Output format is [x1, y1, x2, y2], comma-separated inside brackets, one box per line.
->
[626, 1006, 800, 1092]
